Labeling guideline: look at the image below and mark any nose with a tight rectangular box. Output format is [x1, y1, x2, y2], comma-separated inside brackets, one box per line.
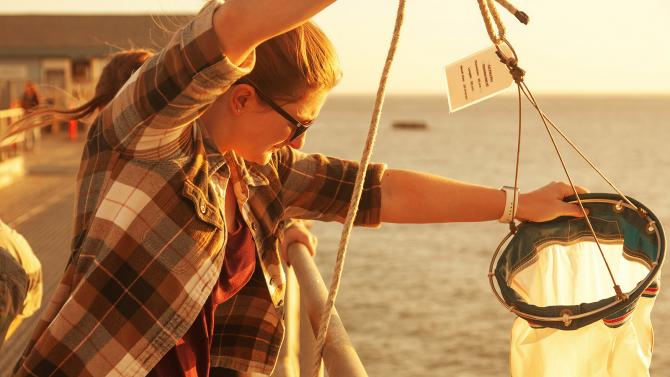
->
[289, 133, 305, 149]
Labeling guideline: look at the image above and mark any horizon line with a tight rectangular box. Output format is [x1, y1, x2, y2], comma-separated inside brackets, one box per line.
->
[329, 91, 670, 97]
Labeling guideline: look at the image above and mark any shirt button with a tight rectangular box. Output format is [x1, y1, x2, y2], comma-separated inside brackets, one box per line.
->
[251, 223, 257, 231]
[269, 277, 275, 285]
[199, 203, 207, 214]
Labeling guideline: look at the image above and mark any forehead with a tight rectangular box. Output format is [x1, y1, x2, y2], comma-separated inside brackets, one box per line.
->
[295, 90, 328, 119]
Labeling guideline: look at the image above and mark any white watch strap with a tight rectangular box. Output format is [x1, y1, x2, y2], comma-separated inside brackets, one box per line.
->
[498, 186, 519, 223]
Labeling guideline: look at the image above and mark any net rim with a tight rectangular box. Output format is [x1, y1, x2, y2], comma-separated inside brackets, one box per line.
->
[488, 193, 665, 329]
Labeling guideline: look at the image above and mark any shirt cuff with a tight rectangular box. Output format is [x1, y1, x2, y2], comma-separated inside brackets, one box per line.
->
[355, 162, 387, 228]
[190, 1, 256, 92]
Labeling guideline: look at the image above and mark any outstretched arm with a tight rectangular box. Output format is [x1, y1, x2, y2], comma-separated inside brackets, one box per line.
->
[380, 169, 588, 224]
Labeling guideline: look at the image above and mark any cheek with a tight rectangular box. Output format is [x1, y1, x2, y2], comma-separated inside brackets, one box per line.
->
[241, 120, 289, 150]
[258, 121, 292, 143]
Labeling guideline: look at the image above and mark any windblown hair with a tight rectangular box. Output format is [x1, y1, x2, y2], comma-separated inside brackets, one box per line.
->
[85, 49, 153, 116]
[238, 21, 342, 101]
[4, 22, 339, 141]
[2, 49, 152, 140]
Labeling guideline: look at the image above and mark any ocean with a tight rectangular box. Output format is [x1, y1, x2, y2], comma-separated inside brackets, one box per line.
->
[303, 94, 670, 376]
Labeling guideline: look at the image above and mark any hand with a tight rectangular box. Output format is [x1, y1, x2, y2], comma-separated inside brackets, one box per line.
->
[280, 220, 318, 263]
[516, 181, 590, 223]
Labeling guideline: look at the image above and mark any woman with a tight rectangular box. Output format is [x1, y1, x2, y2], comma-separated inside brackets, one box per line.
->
[14, 1, 585, 376]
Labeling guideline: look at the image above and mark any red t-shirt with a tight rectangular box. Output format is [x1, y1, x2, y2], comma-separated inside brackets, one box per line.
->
[148, 215, 256, 377]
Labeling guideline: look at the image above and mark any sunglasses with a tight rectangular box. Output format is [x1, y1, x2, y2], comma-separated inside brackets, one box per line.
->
[244, 83, 313, 142]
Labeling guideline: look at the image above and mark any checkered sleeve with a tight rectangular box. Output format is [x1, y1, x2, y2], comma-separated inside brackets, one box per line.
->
[101, 0, 255, 160]
[276, 147, 387, 227]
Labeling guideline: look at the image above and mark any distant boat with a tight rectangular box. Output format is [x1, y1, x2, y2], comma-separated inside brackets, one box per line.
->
[392, 121, 428, 130]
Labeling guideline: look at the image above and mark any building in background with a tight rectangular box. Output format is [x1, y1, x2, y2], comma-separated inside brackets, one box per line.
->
[0, 14, 192, 109]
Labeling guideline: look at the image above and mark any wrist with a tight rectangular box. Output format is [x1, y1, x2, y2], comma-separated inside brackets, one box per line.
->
[515, 193, 527, 221]
[498, 186, 519, 223]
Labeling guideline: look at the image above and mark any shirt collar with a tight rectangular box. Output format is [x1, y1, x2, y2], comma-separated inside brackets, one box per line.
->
[197, 120, 229, 177]
[197, 120, 269, 189]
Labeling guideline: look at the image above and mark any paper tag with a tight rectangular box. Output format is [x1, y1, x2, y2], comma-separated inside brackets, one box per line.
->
[445, 46, 514, 112]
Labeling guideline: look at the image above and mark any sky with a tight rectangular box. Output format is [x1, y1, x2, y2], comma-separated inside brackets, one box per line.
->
[2, 0, 669, 95]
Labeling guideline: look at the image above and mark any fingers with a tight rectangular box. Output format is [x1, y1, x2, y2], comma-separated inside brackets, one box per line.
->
[280, 225, 318, 259]
[563, 203, 589, 218]
[574, 185, 590, 194]
[298, 233, 318, 256]
[556, 182, 590, 198]
[523, 182, 591, 222]
[307, 234, 318, 256]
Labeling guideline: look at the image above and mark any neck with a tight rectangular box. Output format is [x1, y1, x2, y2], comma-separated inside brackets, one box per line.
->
[200, 105, 233, 155]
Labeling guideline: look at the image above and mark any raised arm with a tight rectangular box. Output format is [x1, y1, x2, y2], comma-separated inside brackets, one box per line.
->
[214, 0, 336, 65]
[103, 0, 337, 159]
[380, 169, 588, 224]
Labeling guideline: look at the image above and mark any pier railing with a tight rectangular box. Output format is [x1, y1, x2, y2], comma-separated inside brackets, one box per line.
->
[0, 108, 25, 149]
[273, 242, 368, 377]
[0, 108, 43, 161]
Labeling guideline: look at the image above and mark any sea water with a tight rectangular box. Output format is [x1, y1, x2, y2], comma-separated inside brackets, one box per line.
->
[304, 94, 670, 376]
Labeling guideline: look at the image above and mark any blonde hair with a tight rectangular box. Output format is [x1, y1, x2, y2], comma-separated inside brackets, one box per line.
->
[238, 21, 341, 101]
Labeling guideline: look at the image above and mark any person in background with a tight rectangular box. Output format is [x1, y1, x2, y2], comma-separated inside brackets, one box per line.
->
[19, 82, 39, 113]
[17, 82, 41, 149]
[3, 50, 153, 142]
[0, 220, 42, 350]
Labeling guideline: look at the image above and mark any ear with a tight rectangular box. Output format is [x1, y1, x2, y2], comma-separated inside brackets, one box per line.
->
[229, 84, 256, 114]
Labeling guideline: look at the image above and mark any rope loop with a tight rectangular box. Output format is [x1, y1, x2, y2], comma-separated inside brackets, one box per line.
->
[494, 38, 526, 83]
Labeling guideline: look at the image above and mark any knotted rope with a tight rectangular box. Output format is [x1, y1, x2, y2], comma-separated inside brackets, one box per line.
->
[478, 0, 529, 44]
[311, 1, 406, 375]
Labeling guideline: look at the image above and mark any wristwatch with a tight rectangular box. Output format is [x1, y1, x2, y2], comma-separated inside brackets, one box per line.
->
[498, 186, 519, 223]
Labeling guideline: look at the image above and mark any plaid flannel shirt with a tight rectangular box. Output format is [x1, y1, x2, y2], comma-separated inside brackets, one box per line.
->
[14, 1, 385, 376]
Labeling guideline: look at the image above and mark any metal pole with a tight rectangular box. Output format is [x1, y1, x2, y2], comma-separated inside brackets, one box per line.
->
[273, 266, 300, 377]
[287, 243, 368, 377]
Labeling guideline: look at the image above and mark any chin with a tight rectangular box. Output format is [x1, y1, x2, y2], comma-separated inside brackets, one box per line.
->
[245, 153, 272, 166]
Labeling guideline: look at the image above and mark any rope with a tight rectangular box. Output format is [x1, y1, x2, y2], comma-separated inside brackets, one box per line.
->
[532, 108, 639, 211]
[475, 1, 627, 300]
[494, 0, 530, 24]
[477, 0, 529, 44]
[311, 1, 406, 375]
[477, 0, 506, 44]
[518, 80, 626, 300]
[509, 83, 522, 234]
